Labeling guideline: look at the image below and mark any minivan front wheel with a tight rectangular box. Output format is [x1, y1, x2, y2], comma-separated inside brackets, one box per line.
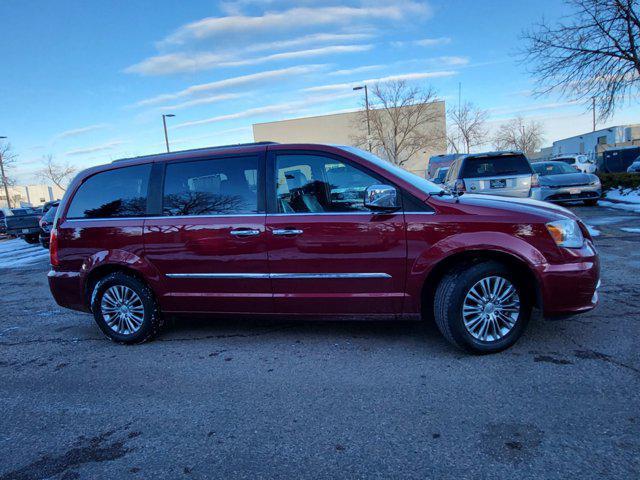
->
[91, 272, 163, 344]
[434, 261, 531, 353]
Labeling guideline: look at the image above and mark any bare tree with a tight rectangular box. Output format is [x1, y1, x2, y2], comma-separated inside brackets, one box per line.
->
[0, 142, 17, 209]
[38, 154, 76, 191]
[493, 116, 545, 155]
[448, 102, 488, 154]
[352, 80, 445, 166]
[521, 0, 640, 119]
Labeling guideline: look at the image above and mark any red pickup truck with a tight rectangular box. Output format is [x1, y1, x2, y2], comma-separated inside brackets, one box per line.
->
[47, 143, 600, 353]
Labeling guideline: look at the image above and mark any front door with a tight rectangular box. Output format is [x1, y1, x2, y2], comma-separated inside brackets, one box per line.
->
[266, 151, 407, 315]
[143, 153, 272, 314]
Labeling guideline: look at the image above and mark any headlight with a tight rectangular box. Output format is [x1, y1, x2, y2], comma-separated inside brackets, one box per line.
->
[589, 176, 601, 186]
[546, 219, 584, 248]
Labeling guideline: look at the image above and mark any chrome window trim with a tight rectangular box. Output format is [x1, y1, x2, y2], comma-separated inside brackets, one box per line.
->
[64, 211, 435, 222]
[166, 272, 391, 279]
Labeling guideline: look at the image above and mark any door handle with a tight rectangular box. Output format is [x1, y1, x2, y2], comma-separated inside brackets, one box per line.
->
[272, 229, 303, 236]
[230, 229, 260, 237]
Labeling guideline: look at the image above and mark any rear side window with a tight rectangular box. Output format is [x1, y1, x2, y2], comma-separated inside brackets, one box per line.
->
[460, 155, 532, 178]
[66, 164, 151, 219]
[162, 156, 259, 216]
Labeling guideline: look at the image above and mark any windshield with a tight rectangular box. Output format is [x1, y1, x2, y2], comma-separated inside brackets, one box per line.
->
[532, 162, 577, 175]
[337, 146, 445, 195]
[436, 168, 449, 181]
[460, 154, 532, 178]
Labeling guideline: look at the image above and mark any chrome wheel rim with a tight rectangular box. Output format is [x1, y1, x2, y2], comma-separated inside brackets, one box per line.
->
[101, 285, 145, 335]
[462, 276, 520, 342]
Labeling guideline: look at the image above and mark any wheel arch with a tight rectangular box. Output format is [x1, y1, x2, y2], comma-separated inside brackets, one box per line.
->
[420, 249, 542, 319]
[83, 264, 157, 311]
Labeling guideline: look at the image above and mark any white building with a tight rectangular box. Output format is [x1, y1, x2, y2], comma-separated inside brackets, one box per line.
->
[551, 124, 640, 158]
[0, 184, 65, 210]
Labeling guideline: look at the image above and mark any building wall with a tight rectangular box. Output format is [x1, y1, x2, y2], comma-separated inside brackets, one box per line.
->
[0, 184, 65, 210]
[253, 101, 446, 177]
[551, 124, 640, 158]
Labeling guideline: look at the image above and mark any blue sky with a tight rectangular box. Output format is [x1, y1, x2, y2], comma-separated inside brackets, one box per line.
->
[1, 0, 638, 183]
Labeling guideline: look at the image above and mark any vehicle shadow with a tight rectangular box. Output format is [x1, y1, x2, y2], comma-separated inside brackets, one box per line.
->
[158, 314, 455, 354]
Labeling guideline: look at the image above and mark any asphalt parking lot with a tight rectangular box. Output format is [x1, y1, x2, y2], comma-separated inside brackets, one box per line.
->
[0, 204, 638, 480]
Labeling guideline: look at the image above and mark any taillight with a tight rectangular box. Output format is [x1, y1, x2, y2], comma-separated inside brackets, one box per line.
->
[50, 227, 59, 267]
[454, 179, 466, 192]
[531, 173, 540, 188]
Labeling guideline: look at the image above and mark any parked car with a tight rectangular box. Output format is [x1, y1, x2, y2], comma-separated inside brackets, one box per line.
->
[427, 153, 462, 178]
[443, 151, 540, 198]
[430, 166, 449, 184]
[39, 201, 59, 248]
[602, 146, 640, 173]
[552, 154, 597, 174]
[48, 143, 600, 353]
[0, 210, 6, 236]
[4, 207, 41, 243]
[531, 161, 601, 205]
[626, 157, 640, 173]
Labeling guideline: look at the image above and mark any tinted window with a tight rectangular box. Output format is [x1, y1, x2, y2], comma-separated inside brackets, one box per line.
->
[276, 154, 380, 213]
[163, 156, 258, 216]
[553, 157, 576, 165]
[460, 155, 532, 178]
[42, 205, 58, 222]
[67, 165, 150, 219]
[532, 162, 576, 175]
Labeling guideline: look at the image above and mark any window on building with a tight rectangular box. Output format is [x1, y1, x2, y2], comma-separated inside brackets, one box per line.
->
[66, 164, 151, 219]
[163, 156, 259, 216]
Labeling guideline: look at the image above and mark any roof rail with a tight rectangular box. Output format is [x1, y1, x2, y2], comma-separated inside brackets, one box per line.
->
[112, 141, 278, 163]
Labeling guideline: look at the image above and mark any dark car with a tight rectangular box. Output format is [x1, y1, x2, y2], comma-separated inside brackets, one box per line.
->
[532, 162, 601, 205]
[4, 207, 42, 243]
[39, 202, 59, 248]
[48, 143, 599, 353]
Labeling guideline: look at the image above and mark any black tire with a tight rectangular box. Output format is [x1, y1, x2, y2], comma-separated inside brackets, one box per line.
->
[24, 234, 39, 244]
[90, 272, 163, 344]
[583, 199, 598, 206]
[433, 261, 532, 354]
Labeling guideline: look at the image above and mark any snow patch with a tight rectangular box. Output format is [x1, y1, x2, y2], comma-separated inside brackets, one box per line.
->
[605, 187, 640, 204]
[620, 227, 640, 233]
[586, 225, 600, 237]
[0, 238, 49, 268]
[599, 201, 640, 213]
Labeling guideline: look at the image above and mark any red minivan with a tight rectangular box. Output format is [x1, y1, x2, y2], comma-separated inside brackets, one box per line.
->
[48, 143, 600, 353]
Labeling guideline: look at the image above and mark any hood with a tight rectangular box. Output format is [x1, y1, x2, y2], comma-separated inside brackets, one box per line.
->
[539, 172, 594, 187]
[449, 193, 576, 220]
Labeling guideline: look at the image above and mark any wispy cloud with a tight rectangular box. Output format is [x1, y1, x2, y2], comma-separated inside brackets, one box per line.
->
[126, 43, 371, 75]
[304, 70, 458, 93]
[245, 32, 374, 53]
[158, 4, 430, 47]
[159, 92, 246, 111]
[65, 141, 125, 156]
[328, 65, 384, 76]
[131, 65, 326, 108]
[174, 92, 355, 129]
[220, 44, 372, 68]
[392, 36, 451, 48]
[55, 123, 108, 140]
[488, 100, 581, 117]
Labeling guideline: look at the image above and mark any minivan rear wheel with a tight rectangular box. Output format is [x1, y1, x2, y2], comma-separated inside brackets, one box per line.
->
[433, 261, 531, 353]
[91, 272, 163, 344]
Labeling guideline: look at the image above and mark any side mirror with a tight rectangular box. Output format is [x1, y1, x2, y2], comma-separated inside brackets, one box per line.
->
[364, 184, 399, 211]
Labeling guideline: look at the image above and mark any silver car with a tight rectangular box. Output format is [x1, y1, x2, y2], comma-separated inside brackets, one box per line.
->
[531, 161, 601, 205]
[443, 151, 538, 198]
[627, 157, 640, 173]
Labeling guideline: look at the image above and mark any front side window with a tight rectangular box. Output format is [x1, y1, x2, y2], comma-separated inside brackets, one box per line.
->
[66, 164, 151, 219]
[163, 156, 259, 216]
[276, 154, 380, 213]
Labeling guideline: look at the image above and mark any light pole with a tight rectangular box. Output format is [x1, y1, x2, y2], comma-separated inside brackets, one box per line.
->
[0, 136, 11, 210]
[353, 85, 371, 152]
[162, 114, 175, 153]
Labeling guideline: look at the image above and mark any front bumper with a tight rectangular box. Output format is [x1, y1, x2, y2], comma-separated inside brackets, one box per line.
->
[538, 185, 601, 203]
[535, 240, 600, 316]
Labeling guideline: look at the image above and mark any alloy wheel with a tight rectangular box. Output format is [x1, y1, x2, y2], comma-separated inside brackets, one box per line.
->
[100, 285, 145, 335]
[462, 275, 520, 342]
